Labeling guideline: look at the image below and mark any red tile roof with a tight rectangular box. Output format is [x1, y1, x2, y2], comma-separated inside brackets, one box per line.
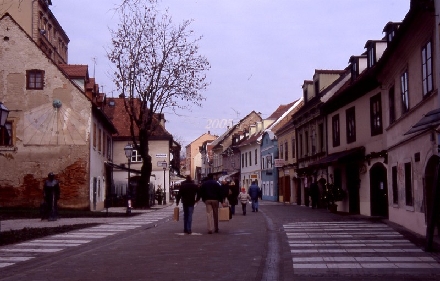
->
[102, 97, 172, 139]
[59, 64, 89, 79]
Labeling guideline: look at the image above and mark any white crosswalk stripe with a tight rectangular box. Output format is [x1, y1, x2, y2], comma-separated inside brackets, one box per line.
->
[284, 221, 440, 275]
[0, 207, 174, 269]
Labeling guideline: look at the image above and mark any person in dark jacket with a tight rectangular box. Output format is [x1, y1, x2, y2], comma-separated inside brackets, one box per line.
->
[196, 173, 223, 234]
[43, 172, 60, 221]
[227, 180, 239, 215]
[310, 180, 320, 209]
[248, 180, 261, 212]
[176, 176, 199, 234]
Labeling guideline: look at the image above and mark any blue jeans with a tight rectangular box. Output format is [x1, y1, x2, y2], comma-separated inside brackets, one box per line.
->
[183, 205, 194, 233]
[251, 199, 259, 211]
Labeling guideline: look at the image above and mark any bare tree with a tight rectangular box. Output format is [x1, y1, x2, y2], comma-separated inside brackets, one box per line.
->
[108, 0, 210, 207]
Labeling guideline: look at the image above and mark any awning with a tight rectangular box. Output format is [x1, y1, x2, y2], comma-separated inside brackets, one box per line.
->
[308, 146, 365, 168]
[218, 171, 239, 182]
[404, 108, 440, 135]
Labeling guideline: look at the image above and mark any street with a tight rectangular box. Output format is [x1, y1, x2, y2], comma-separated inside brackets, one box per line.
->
[1, 202, 440, 281]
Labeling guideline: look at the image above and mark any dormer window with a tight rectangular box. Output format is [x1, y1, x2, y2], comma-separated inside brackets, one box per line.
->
[383, 22, 401, 45]
[351, 61, 358, 81]
[367, 45, 375, 68]
[303, 89, 308, 103]
[314, 80, 319, 96]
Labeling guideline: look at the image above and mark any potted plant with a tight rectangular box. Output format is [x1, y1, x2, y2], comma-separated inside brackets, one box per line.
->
[322, 183, 346, 213]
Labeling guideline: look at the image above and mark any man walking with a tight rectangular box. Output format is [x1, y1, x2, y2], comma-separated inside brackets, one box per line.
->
[175, 176, 199, 234]
[196, 173, 223, 234]
[248, 180, 261, 212]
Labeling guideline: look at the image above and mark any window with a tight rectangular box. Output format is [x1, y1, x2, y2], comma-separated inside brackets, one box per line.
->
[241, 154, 244, 168]
[103, 133, 106, 157]
[311, 129, 316, 155]
[332, 114, 340, 147]
[392, 166, 398, 204]
[422, 40, 433, 96]
[267, 155, 272, 169]
[370, 94, 383, 136]
[0, 122, 12, 146]
[245, 152, 248, 167]
[106, 135, 112, 160]
[93, 123, 97, 148]
[318, 123, 324, 153]
[131, 150, 142, 162]
[351, 61, 358, 81]
[291, 137, 295, 158]
[255, 149, 258, 165]
[98, 128, 102, 152]
[346, 107, 356, 143]
[405, 162, 413, 206]
[305, 131, 309, 155]
[249, 151, 251, 167]
[314, 81, 319, 96]
[284, 141, 288, 161]
[299, 134, 303, 158]
[26, 70, 44, 89]
[368, 45, 375, 67]
[280, 143, 284, 160]
[400, 70, 409, 113]
[389, 86, 396, 124]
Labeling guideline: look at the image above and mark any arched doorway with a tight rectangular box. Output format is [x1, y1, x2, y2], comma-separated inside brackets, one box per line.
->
[424, 155, 439, 224]
[370, 163, 388, 217]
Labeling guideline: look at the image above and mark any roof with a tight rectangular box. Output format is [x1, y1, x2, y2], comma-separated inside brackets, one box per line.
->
[308, 146, 365, 168]
[102, 97, 173, 140]
[404, 108, 440, 135]
[59, 64, 89, 79]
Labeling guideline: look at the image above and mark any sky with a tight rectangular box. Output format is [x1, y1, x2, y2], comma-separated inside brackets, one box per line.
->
[50, 0, 410, 148]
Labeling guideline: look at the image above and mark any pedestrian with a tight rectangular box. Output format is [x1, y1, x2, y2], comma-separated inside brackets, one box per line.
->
[175, 175, 199, 234]
[196, 173, 224, 234]
[228, 180, 239, 215]
[248, 180, 261, 212]
[237, 187, 251, 215]
[310, 179, 320, 209]
[43, 172, 60, 221]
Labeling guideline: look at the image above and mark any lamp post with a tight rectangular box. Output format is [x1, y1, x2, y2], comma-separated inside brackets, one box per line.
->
[161, 161, 167, 205]
[124, 143, 133, 214]
[0, 102, 9, 233]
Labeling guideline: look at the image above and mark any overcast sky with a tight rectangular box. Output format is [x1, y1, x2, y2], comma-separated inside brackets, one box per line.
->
[51, 0, 410, 147]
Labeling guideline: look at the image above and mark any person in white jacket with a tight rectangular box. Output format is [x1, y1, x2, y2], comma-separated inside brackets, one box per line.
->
[237, 187, 251, 215]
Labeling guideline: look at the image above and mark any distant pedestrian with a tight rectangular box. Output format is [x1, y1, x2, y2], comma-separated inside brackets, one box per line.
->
[43, 172, 60, 221]
[248, 180, 261, 212]
[175, 175, 199, 234]
[196, 173, 224, 234]
[228, 180, 239, 215]
[310, 179, 320, 209]
[238, 187, 251, 215]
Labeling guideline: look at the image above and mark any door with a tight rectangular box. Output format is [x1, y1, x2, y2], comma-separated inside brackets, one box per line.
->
[345, 165, 360, 214]
[283, 175, 291, 203]
[370, 163, 388, 217]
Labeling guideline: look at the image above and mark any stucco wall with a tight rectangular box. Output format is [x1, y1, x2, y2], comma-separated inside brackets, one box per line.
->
[0, 16, 91, 209]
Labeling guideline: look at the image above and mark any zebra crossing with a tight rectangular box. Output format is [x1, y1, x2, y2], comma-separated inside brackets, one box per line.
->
[0, 207, 175, 269]
[284, 221, 440, 276]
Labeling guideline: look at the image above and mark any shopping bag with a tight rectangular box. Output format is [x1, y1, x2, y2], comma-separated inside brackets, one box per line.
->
[219, 206, 229, 221]
[173, 206, 179, 221]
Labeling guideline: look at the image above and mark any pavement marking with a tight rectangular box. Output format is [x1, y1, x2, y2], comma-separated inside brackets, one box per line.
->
[0, 207, 176, 269]
[284, 220, 440, 274]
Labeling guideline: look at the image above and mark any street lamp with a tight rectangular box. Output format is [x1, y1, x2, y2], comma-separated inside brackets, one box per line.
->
[0, 102, 8, 233]
[124, 143, 133, 214]
[161, 160, 167, 205]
